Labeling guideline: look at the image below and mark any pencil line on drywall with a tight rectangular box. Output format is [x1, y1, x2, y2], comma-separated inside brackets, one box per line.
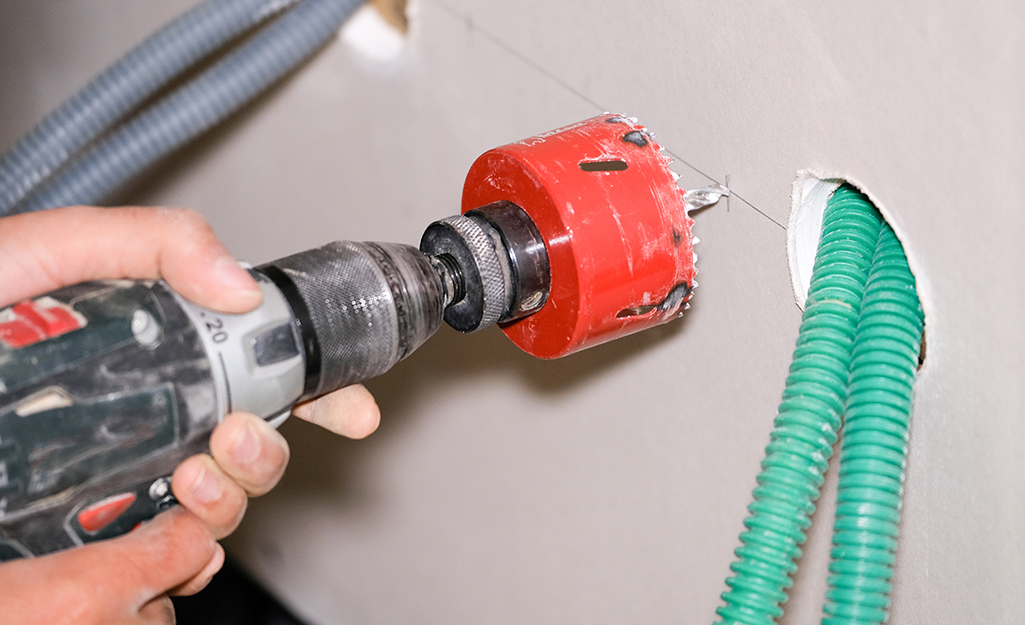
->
[428, 0, 786, 232]
[428, 0, 604, 113]
[662, 150, 785, 230]
[733, 192, 786, 230]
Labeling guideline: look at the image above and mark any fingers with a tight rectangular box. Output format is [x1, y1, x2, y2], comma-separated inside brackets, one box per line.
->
[172, 413, 289, 538]
[292, 384, 380, 439]
[0, 205, 261, 312]
[172, 385, 379, 542]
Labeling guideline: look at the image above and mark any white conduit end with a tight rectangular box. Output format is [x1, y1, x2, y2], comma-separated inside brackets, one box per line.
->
[788, 174, 841, 310]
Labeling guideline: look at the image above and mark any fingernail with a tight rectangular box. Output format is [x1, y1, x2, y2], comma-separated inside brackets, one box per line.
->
[232, 424, 261, 466]
[213, 256, 261, 298]
[190, 464, 224, 504]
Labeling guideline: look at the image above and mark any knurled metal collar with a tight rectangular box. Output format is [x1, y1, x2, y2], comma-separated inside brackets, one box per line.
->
[437, 214, 510, 330]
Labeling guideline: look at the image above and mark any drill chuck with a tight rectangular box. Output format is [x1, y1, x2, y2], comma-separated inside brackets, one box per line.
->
[258, 200, 550, 400]
[260, 242, 446, 401]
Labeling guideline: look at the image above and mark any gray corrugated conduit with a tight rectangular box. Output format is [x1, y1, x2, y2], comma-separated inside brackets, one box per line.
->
[2, 0, 366, 215]
[0, 0, 303, 215]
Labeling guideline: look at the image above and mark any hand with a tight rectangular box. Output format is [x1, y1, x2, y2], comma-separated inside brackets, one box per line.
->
[0, 206, 380, 624]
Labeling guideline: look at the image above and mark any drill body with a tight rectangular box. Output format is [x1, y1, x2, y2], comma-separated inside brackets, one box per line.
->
[0, 282, 219, 559]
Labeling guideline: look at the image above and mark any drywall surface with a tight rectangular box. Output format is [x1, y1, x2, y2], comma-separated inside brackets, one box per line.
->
[1, 1, 1022, 623]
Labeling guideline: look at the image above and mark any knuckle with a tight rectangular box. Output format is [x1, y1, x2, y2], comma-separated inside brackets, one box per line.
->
[110, 206, 216, 246]
[156, 207, 212, 236]
[156, 508, 214, 557]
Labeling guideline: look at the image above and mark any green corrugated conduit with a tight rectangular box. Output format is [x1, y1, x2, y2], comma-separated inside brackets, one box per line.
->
[823, 223, 923, 624]
[714, 185, 923, 625]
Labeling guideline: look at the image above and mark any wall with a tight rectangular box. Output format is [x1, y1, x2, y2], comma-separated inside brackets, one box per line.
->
[1, 1, 1022, 622]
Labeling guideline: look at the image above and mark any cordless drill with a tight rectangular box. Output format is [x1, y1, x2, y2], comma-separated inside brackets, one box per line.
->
[0, 114, 715, 560]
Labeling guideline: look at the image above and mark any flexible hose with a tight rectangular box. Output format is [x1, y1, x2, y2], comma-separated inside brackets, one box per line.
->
[714, 186, 923, 624]
[715, 186, 883, 624]
[12, 0, 365, 214]
[0, 0, 301, 216]
[823, 223, 923, 624]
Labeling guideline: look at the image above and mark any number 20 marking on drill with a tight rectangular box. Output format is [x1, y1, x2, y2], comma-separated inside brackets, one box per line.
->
[199, 311, 229, 344]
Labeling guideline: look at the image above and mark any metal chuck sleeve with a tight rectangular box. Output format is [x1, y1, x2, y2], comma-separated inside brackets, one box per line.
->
[258, 241, 446, 400]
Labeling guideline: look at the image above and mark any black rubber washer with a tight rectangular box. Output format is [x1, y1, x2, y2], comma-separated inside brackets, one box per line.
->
[420, 222, 486, 332]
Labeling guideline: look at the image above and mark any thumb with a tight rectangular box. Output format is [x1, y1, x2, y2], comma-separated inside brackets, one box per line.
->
[0, 508, 217, 625]
[67, 508, 218, 614]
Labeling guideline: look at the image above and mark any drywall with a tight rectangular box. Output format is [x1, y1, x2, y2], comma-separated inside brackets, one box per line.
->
[1, 1, 1022, 622]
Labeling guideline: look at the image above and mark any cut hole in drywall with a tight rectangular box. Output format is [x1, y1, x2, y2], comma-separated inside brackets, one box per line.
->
[341, 0, 410, 62]
[788, 174, 928, 367]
